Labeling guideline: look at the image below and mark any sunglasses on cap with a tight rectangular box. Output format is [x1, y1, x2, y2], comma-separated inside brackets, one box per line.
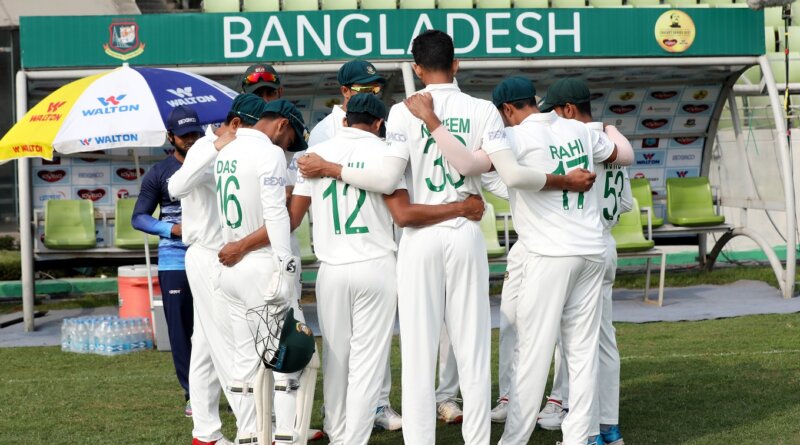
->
[350, 85, 382, 95]
[244, 71, 279, 86]
[235, 110, 260, 122]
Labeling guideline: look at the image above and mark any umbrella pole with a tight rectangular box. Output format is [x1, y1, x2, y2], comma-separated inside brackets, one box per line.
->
[132, 149, 158, 341]
[16, 71, 35, 332]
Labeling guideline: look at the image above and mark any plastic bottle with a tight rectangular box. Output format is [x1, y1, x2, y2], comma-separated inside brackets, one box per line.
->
[143, 318, 154, 350]
[75, 320, 88, 354]
[61, 319, 71, 352]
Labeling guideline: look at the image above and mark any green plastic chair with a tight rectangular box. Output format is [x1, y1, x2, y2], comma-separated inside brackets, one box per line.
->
[478, 0, 511, 7]
[779, 26, 800, 53]
[515, 0, 549, 6]
[481, 203, 506, 258]
[666, 177, 726, 227]
[296, 212, 317, 265]
[627, 0, 661, 5]
[668, 0, 697, 5]
[765, 26, 778, 53]
[481, 189, 514, 234]
[44, 199, 96, 250]
[630, 178, 664, 228]
[612, 199, 656, 253]
[283, 0, 320, 10]
[361, 0, 398, 8]
[243, 0, 280, 10]
[551, 0, 586, 6]
[400, 0, 436, 7]
[203, 0, 240, 11]
[115, 198, 159, 249]
[321, 0, 357, 8]
[698, 0, 732, 5]
[590, 0, 623, 6]
[439, 0, 473, 6]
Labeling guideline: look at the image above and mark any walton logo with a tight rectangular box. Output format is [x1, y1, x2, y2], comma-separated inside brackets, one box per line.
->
[80, 134, 139, 146]
[637, 152, 662, 165]
[30, 101, 67, 122]
[675, 170, 689, 177]
[166, 86, 218, 108]
[643, 153, 655, 160]
[83, 95, 139, 116]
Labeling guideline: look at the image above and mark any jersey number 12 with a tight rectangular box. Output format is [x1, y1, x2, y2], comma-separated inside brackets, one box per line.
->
[322, 179, 369, 235]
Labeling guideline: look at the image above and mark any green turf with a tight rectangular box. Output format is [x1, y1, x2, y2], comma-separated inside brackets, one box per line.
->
[2, 313, 800, 444]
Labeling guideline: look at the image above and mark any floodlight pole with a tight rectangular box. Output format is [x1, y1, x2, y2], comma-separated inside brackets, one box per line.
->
[16, 70, 35, 331]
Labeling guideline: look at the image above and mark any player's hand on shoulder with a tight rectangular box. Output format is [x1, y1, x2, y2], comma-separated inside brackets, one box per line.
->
[564, 168, 597, 192]
[403, 93, 440, 131]
[218, 241, 246, 267]
[214, 132, 236, 152]
[297, 153, 333, 179]
[460, 194, 486, 222]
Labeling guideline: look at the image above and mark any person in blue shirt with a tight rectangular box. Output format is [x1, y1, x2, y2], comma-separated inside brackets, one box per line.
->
[132, 105, 204, 417]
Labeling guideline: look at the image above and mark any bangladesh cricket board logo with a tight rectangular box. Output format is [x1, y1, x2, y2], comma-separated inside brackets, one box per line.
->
[103, 20, 145, 61]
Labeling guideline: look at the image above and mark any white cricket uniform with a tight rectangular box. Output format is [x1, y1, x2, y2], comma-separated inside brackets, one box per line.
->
[168, 127, 234, 443]
[492, 112, 614, 445]
[214, 128, 297, 443]
[386, 81, 510, 445]
[305, 103, 395, 411]
[294, 127, 400, 445]
[550, 122, 633, 429]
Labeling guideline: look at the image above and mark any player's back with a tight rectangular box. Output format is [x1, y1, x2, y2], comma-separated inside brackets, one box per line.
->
[296, 127, 397, 265]
[387, 83, 507, 226]
[509, 112, 613, 257]
[214, 128, 286, 254]
[586, 122, 632, 231]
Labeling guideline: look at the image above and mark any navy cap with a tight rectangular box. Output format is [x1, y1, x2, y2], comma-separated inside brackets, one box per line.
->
[540, 77, 591, 113]
[337, 60, 386, 86]
[346, 93, 387, 120]
[492, 77, 537, 108]
[262, 99, 309, 152]
[166, 105, 203, 137]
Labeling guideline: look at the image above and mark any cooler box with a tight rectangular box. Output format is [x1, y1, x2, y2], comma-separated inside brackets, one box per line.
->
[117, 265, 170, 351]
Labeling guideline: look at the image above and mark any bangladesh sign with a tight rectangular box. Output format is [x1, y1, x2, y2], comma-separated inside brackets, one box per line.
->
[20, 8, 763, 69]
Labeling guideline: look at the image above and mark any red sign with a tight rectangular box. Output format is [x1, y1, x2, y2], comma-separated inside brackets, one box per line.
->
[37, 169, 66, 183]
[77, 188, 106, 201]
[116, 167, 145, 181]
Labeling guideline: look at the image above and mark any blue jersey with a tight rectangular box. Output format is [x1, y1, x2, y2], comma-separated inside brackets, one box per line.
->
[131, 156, 188, 271]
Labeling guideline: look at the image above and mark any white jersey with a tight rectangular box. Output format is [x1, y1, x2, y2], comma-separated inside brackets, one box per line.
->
[504, 112, 615, 257]
[213, 128, 291, 258]
[586, 122, 633, 232]
[386, 82, 510, 228]
[167, 126, 222, 250]
[294, 127, 403, 265]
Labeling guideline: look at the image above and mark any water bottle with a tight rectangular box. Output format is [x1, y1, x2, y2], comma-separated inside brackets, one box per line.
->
[75, 320, 87, 354]
[143, 318, 154, 350]
[61, 319, 71, 352]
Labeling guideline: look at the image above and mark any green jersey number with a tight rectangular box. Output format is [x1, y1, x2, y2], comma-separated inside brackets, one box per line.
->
[322, 179, 369, 235]
[423, 135, 466, 192]
[216, 175, 242, 229]
[552, 155, 589, 210]
[603, 170, 625, 221]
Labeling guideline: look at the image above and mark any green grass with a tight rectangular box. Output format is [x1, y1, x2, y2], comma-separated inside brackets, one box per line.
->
[2, 313, 800, 444]
[0, 293, 118, 315]
[614, 265, 798, 291]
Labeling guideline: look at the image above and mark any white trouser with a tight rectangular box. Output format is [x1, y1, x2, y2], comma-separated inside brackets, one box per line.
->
[435, 328, 460, 403]
[398, 223, 491, 445]
[550, 233, 621, 426]
[497, 243, 524, 399]
[186, 244, 235, 442]
[500, 253, 605, 445]
[317, 254, 397, 445]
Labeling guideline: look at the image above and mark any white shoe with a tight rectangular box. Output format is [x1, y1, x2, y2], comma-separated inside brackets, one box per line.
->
[490, 397, 508, 423]
[374, 405, 403, 431]
[537, 398, 567, 431]
[436, 398, 464, 424]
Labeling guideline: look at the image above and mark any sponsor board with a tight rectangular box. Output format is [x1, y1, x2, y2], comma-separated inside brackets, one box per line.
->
[666, 148, 703, 167]
[33, 167, 70, 185]
[646, 87, 683, 102]
[74, 186, 111, 206]
[637, 137, 668, 149]
[630, 167, 666, 189]
[670, 136, 704, 148]
[33, 186, 70, 204]
[680, 86, 720, 103]
[637, 116, 673, 134]
[113, 166, 147, 183]
[671, 116, 710, 133]
[602, 117, 638, 134]
[640, 102, 678, 116]
[609, 88, 646, 104]
[635, 149, 666, 167]
[666, 167, 700, 178]
[72, 166, 112, 186]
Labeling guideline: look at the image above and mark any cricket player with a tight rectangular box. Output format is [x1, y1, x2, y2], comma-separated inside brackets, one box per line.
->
[131, 105, 204, 417]
[241, 63, 283, 101]
[214, 97, 309, 445]
[483, 76, 632, 445]
[297, 31, 595, 445]
[536, 77, 633, 445]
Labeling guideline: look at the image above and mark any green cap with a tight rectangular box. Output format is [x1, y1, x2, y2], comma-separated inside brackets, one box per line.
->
[346, 93, 387, 120]
[230, 93, 268, 126]
[262, 99, 309, 152]
[492, 76, 537, 108]
[271, 308, 316, 374]
[241, 64, 281, 94]
[540, 77, 591, 113]
[337, 59, 386, 86]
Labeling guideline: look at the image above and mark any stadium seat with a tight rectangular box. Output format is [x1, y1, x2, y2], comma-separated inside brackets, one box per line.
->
[666, 177, 726, 227]
[322, 0, 357, 8]
[203, 0, 240, 11]
[283, 0, 320, 10]
[626, 0, 661, 6]
[114, 198, 159, 249]
[514, 0, 549, 6]
[677, 3, 709, 6]
[778, 26, 800, 52]
[764, 6, 784, 29]
[361, 0, 398, 8]
[765, 26, 778, 53]
[630, 178, 664, 228]
[698, 0, 733, 5]
[481, 203, 506, 258]
[481, 189, 514, 235]
[590, 0, 623, 6]
[739, 65, 761, 85]
[478, 0, 512, 7]
[439, 0, 474, 7]
[552, 0, 587, 7]
[400, 0, 436, 7]
[242, 0, 280, 10]
[296, 212, 317, 265]
[612, 199, 655, 253]
[44, 199, 96, 250]
[668, 0, 698, 5]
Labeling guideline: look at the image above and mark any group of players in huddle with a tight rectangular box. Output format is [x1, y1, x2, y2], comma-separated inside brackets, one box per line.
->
[155, 28, 635, 445]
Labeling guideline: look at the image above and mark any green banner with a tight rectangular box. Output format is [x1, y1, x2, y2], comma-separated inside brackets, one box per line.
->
[20, 8, 763, 69]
